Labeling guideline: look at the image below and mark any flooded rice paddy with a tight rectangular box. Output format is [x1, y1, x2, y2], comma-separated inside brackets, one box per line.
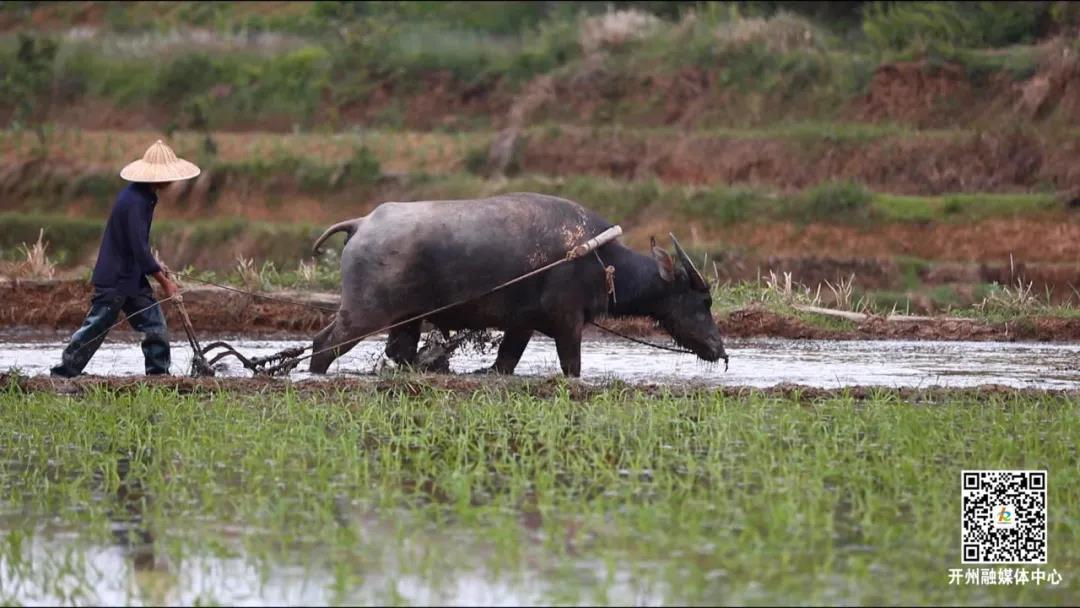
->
[0, 334, 1078, 389]
[2, 334, 1078, 605]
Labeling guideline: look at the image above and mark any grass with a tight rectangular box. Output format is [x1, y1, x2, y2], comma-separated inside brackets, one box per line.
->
[1, 3, 1070, 133]
[0, 125, 978, 174]
[0, 381, 1076, 604]
[873, 193, 1061, 223]
[0, 128, 479, 186]
[0, 213, 327, 273]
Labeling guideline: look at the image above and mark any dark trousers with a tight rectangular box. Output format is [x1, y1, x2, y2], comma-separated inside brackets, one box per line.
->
[51, 288, 170, 377]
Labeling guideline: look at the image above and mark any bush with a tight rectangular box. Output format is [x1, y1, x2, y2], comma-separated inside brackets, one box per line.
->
[678, 186, 761, 225]
[579, 8, 662, 55]
[342, 145, 382, 186]
[791, 180, 875, 223]
[862, 1, 1050, 54]
[714, 11, 827, 54]
[463, 145, 490, 176]
[1, 34, 58, 148]
[206, 145, 380, 194]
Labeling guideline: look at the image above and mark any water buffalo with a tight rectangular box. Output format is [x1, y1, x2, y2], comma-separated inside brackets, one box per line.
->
[309, 192, 726, 376]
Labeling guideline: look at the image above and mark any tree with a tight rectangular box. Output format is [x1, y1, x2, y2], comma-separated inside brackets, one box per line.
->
[2, 34, 58, 153]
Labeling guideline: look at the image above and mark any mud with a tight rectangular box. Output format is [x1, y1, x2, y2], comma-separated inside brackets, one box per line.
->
[4, 280, 1080, 343]
[0, 280, 330, 334]
[4, 371, 1077, 402]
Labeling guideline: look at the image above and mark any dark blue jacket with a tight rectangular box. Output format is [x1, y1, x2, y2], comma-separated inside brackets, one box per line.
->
[91, 183, 162, 295]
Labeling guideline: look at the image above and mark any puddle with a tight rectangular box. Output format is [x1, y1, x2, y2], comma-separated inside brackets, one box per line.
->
[1, 335, 1078, 389]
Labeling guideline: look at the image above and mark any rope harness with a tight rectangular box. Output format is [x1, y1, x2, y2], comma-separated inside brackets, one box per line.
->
[74, 225, 719, 377]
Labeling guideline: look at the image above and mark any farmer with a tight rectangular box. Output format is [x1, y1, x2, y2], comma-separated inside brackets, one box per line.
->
[50, 140, 200, 378]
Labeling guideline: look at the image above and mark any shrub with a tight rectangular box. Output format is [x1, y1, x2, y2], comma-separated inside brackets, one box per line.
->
[714, 11, 826, 54]
[342, 145, 382, 186]
[791, 180, 875, 223]
[463, 145, 490, 176]
[862, 1, 1049, 54]
[1, 34, 59, 149]
[579, 8, 662, 55]
[154, 53, 226, 101]
[678, 186, 761, 225]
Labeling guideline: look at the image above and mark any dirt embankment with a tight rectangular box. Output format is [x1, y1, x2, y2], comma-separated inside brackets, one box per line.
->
[516, 128, 1080, 195]
[5, 280, 1079, 343]
[687, 217, 1080, 266]
[4, 371, 1077, 401]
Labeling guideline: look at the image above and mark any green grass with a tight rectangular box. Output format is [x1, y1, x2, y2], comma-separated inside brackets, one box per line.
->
[0, 177, 1065, 274]
[1, 2, 1067, 133]
[541, 121, 951, 144]
[408, 175, 1061, 229]
[873, 193, 1060, 223]
[0, 213, 327, 272]
[0, 381, 1076, 604]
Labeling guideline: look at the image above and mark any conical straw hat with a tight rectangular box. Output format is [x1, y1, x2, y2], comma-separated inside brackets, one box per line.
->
[120, 140, 201, 183]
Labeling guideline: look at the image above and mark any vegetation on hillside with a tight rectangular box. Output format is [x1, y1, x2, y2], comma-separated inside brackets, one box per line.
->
[2, 2, 1079, 319]
[2, 2, 1078, 132]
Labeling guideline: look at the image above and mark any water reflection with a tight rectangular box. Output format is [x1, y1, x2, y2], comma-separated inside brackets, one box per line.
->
[107, 447, 177, 604]
[111, 456, 154, 568]
[1, 337, 1078, 389]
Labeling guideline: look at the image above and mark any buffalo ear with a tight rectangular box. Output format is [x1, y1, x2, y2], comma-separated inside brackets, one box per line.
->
[652, 246, 676, 282]
[669, 233, 709, 291]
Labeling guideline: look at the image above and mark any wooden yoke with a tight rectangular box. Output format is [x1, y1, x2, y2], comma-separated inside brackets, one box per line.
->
[567, 225, 623, 260]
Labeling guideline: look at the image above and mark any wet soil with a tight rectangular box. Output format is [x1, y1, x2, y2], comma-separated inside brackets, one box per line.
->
[4, 370, 1076, 402]
[4, 280, 1079, 342]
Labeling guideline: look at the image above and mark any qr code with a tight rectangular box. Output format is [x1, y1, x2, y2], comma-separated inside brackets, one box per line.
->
[961, 470, 1047, 564]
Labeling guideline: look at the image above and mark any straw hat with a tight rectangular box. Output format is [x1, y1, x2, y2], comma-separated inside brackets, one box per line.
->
[120, 140, 201, 183]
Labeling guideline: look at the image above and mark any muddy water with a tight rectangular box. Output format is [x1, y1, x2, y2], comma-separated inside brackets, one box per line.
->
[2, 335, 1078, 389]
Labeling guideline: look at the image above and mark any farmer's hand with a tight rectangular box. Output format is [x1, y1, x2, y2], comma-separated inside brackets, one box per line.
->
[152, 270, 180, 300]
[162, 277, 181, 300]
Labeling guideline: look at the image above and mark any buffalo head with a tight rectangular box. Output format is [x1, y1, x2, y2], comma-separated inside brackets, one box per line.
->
[648, 234, 727, 364]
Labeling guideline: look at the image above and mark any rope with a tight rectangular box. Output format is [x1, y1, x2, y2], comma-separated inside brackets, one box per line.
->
[96, 225, 715, 376]
[164, 225, 725, 375]
[287, 225, 626, 369]
[588, 320, 692, 354]
[171, 272, 337, 312]
[588, 320, 729, 372]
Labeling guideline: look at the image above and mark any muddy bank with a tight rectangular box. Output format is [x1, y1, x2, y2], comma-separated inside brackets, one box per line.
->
[4, 280, 1079, 343]
[3, 371, 1076, 402]
[516, 128, 1080, 195]
[675, 217, 1080, 266]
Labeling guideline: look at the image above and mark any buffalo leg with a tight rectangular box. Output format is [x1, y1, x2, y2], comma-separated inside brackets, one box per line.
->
[309, 311, 380, 374]
[385, 320, 422, 367]
[553, 316, 584, 377]
[492, 328, 533, 374]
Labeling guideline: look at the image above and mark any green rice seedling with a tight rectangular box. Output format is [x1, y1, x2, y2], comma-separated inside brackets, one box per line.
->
[3, 382, 1074, 604]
